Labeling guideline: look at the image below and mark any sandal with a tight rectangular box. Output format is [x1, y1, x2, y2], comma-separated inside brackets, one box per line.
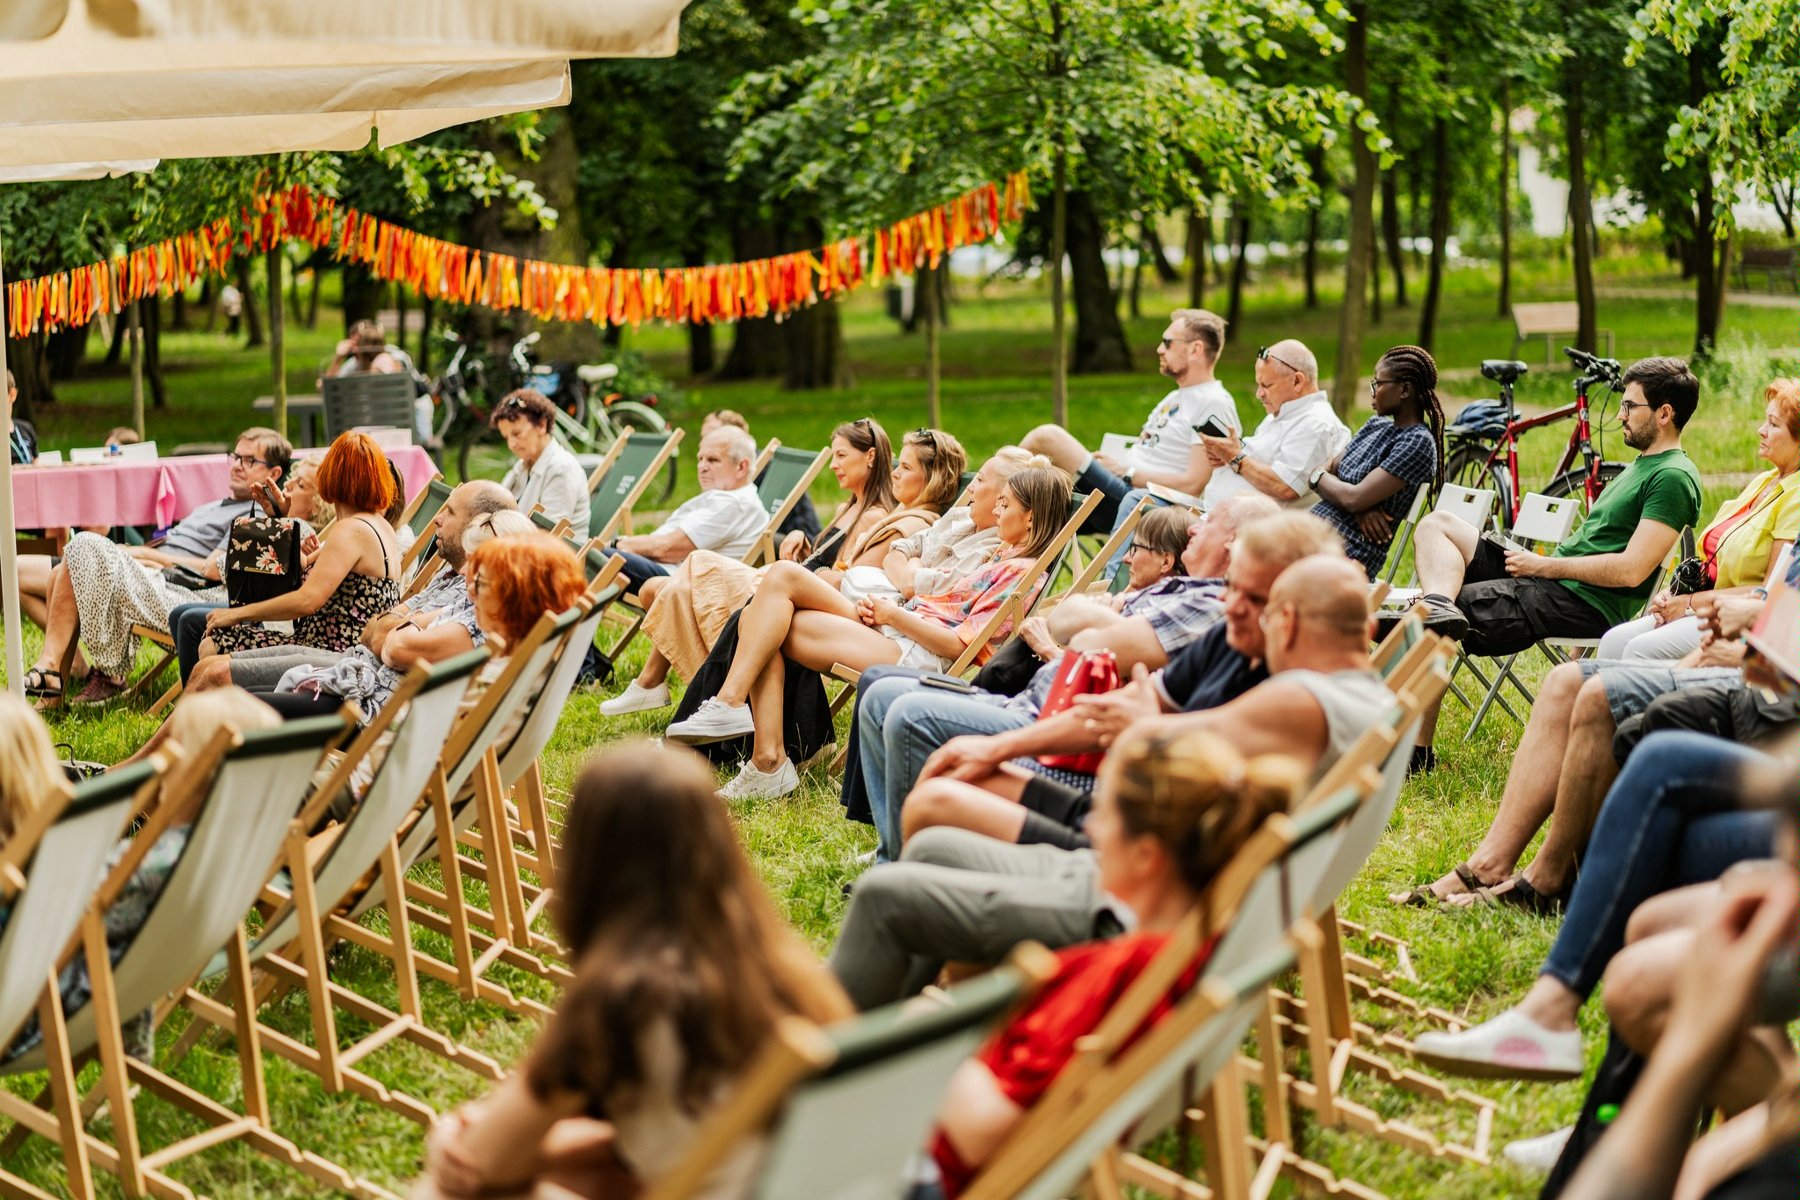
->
[21, 667, 63, 699]
[1390, 862, 1491, 907]
[1460, 873, 1569, 917]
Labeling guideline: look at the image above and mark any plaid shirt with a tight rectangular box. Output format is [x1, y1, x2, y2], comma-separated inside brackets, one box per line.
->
[1312, 418, 1438, 577]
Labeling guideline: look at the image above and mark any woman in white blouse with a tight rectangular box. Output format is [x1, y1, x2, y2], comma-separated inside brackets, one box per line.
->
[493, 389, 591, 538]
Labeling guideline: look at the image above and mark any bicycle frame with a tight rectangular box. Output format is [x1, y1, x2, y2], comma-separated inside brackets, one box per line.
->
[1467, 372, 1611, 520]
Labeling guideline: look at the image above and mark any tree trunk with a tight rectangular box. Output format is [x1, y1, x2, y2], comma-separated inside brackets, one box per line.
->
[169, 288, 189, 333]
[1128, 223, 1145, 319]
[1333, 1, 1376, 418]
[1370, 216, 1383, 325]
[202, 276, 219, 332]
[1497, 77, 1514, 317]
[1304, 144, 1325, 309]
[1381, 163, 1407, 308]
[1408, 165, 1424, 268]
[1049, 148, 1069, 423]
[782, 298, 846, 390]
[306, 256, 323, 329]
[1691, 50, 1723, 360]
[1185, 207, 1208, 307]
[340, 263, 384, 331]
[268, 243, 287, 437]
[923, 260, 942, 428]
[1564, 58, 1599, 353]
[144, 297, 165, 411]
[1418, 110, 1453, 353]
[104, 310, 126, 367]
[684, 243, 715, 376]
[1068, 191, 1131, 374]
[1226, 205, 1251, 334]
[1143, 220, 1179, 283]
[720, 223, 785, 380]
[46, 325, 91, 380]
[237, 257, 264, 348]
[7, 332, 52, 423]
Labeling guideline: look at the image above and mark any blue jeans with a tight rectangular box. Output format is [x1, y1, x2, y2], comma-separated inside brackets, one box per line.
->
[858, 675, 1031, 862]
[1541, 731, 1781, 1000]
[1074, 458, 1132, 535]
[169, 602, 223, 683]
[611, 548, 671, 592]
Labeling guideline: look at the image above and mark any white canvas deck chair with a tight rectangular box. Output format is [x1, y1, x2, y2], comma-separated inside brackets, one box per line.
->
[2, 718, 386, 1200]
[170, 650, 496, 1133]
[640, 946, 1055, 1200]
[0, 762, 157, 1200]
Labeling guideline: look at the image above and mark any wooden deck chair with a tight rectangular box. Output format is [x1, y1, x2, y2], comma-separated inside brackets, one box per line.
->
[960, 779, 1380, 1200]
[641, 946, 1057, 1200]
[399, 478, 453, 574]
[1053, 493, 1149, 603]
[0, 763, 155, 1200]
[749, 445, 832, 567]
[586, 428, 686, 546]
[125, 625, 182, 715]
[750, 436, 779, 477]
[169, 652, 495, 1134]
[392, 469, 444, 535]
[4, 719, 392, 1200]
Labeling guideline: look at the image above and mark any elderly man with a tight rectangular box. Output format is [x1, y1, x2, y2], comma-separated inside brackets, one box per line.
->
[829, 549, 1392, 1011]
[195, 480, 519, 713]
[1022, 308, 1237, 534]
[1200, 338, 1350, 509]
[18, 427, 289, 703]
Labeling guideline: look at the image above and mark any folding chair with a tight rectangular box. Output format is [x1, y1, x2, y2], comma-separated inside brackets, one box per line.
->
[399, 477, 453, 574]
[1454, 490, 1582, 739]
[1378, 483, 1432, 586]
[0, 762, 155, 1200]
[1374, 483, 1495, 613]
[584, 428, 686, 546]
[1054, 493, 1150, 602]
[3, 718, 380, 1200]
[321, 372, 417, 442]
[641, 946, 1055, 1200]
[748, 446, 832, 567]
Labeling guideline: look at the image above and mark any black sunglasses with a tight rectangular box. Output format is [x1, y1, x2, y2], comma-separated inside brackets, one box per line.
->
[1258, 346, 1303, 375]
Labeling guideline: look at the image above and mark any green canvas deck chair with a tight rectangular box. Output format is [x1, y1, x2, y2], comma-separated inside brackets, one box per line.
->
[586, 428, 686, 547]
[2, 718, 381, 1200]
[641, 946, 1056, 1200]
[170, 652, 495, 1135]
[0, 762, 155, 1200]
[399, 476, 453, 574]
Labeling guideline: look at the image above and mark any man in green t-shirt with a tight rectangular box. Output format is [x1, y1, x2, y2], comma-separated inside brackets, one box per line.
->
[1400, 356, 1703, 755]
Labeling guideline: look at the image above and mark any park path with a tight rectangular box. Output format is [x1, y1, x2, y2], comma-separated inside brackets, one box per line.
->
[1597, 285, 1800, 309]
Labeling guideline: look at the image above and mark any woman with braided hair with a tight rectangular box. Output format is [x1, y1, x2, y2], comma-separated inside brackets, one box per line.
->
[1309, 345, 1446, 579]
[918, 726, 1298, 1198]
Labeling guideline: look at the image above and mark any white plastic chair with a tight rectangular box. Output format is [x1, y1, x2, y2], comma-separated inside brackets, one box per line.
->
[1434, 483, 1497, 533]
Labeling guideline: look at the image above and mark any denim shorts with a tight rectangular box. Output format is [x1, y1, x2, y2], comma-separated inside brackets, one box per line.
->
[1576, 660, 1741, 725]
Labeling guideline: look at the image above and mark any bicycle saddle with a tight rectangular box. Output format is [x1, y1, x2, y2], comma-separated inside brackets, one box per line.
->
[1449, 400, 1509, 438]
[576, 363, 620, 385]
[1480, 359, 1529, 384]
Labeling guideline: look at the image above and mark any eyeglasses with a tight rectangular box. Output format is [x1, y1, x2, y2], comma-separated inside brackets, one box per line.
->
[468, 572, 488, 597]
[1617, 400, 1656, 414]
[1258, 346, 1303, 375]
[1368, 376, 1400, 395]
[229, 453, 270, 468]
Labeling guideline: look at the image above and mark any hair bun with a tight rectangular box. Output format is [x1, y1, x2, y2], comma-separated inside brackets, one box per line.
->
[1024, 453, 1054, 472]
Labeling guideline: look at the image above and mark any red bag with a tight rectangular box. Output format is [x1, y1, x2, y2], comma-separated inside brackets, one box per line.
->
[1035, 649, 1121, 774]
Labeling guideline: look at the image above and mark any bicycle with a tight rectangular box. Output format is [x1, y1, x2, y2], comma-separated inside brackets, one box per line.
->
[1442, 346, 1626, 530]
[432, 331, 676, 502]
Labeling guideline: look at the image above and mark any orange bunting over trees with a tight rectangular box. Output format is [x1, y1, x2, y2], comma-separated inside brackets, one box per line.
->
[4, 172, 1031, 340]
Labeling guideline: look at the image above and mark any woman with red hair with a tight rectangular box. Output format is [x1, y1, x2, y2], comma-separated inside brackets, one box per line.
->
[465, 532, 589, 653]
[194, 432, 403, 680]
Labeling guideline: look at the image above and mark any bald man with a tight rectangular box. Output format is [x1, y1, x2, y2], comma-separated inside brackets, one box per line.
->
[1199, 337, 1349, 509]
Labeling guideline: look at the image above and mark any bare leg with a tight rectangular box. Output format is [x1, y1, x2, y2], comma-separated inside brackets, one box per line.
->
[17, 554, 53, 629]
[1400, 662, 1585, 903]
[1412, 510, 1480, 600]
[630, 577, 672, 688]
[716, 562, 858, 706]
[746, 656, 787, 772]
[1020, 424, 1092, 476]
[1522, 675, 1621, 895]
[31, 561, 92, 678]
[901, 778, 1029, 846]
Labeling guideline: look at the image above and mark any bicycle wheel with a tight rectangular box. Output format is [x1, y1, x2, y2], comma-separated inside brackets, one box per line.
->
[1443, 440, 1514, 531]
[607, 401, 676, 505]
[1543, 462, 1626, 514]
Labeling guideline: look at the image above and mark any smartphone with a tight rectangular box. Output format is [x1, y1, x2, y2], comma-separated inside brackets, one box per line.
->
[918, 672, 976, 694]
[1192, 416, 1231, 440]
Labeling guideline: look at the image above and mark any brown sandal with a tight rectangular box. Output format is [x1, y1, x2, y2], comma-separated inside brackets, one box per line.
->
[1390, 862, 1490, 907]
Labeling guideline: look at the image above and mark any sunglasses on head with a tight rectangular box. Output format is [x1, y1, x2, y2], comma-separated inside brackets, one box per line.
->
[1257, 346, 1303, 375]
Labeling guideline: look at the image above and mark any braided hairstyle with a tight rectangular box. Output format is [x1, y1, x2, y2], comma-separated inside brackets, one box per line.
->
[1378, 345, 1446, 489]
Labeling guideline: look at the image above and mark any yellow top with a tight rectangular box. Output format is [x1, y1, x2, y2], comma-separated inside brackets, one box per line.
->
[1700, 467, 1800, 589]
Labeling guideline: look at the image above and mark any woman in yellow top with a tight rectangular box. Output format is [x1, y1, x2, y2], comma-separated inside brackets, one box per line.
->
[1598, 378, 1800, 660]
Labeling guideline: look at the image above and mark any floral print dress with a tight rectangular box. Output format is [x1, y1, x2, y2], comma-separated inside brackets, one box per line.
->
[209, 517, 400, 656]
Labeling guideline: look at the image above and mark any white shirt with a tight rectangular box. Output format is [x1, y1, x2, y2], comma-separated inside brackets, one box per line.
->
[891, 506, 1004, 597]
[1203, 389, 1350, 509]
[652, 482, 765, 560]
[501, 438, 590, 538]
[1127, 380, 1238, 480]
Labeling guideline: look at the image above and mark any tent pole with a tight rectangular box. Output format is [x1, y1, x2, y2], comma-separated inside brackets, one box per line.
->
[129, 300, 144, 439]
[269, 244, 286, 439]
[0, 228, 24, 697]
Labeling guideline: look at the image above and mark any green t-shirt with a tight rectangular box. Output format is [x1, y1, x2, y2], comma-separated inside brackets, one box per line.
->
[1555, 448, 1703, 626]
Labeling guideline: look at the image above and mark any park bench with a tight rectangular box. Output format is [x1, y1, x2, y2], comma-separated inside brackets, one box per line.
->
[1735, 245, 1799, 293]
[1509, 301, 1613, 368]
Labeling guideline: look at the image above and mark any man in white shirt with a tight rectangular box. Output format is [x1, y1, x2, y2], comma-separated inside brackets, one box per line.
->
[609, 424, 765, 594]
[1022, 308, 1237, 534]
[1201, 339, 1350, 510]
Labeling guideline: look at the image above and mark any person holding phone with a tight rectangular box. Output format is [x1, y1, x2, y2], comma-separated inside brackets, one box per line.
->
[1309, 344, 1446, 580]
[1198, 338, 1351, 511]
[1020, 308, 1236, 535]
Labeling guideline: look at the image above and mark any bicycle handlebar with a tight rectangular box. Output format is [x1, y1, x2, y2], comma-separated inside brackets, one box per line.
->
[1563, 346, 1622, 382]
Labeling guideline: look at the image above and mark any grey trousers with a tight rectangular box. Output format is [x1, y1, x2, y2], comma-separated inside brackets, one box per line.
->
[828, 826, 1117, 1011]
[227, 644, 343, 688]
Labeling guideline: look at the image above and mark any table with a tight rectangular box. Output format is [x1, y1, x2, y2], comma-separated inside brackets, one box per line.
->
[10, 445, 437, 532]
[250, 393, 324, 447]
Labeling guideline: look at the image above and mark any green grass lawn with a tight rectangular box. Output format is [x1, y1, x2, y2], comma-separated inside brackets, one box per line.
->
[5, 252, 1793, 1197]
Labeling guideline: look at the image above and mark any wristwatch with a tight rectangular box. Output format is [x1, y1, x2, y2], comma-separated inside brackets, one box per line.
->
[1308, 466, 1328, 490]
[1228, 451, 1247, 474]
[1121, 467, 1134, 487]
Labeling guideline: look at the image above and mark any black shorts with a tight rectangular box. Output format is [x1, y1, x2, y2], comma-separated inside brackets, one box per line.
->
[1018, 773, 1094, 850]
[1074, 459, 1131, 536]
[1456, 538, 1611, 657]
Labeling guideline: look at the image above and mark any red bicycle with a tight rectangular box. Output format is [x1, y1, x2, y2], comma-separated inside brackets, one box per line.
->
[1442, 346, 1626, 530]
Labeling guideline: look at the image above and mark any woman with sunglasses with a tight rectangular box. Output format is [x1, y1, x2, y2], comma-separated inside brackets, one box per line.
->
[1308, 344, 1446, 580]
[494, 388, 592, 539]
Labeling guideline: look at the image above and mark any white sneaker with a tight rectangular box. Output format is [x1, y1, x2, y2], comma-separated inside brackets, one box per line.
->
[1413, 1008, 1584, 1081]
[1503, 1126, 1573, 1174]
[718, 758, 799, 800]
[599, 680, 671, 716]
[665, 698, 756, 743]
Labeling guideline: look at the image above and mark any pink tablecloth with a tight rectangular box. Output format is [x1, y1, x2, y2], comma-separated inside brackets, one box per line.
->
[10, 446, 437, 530]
